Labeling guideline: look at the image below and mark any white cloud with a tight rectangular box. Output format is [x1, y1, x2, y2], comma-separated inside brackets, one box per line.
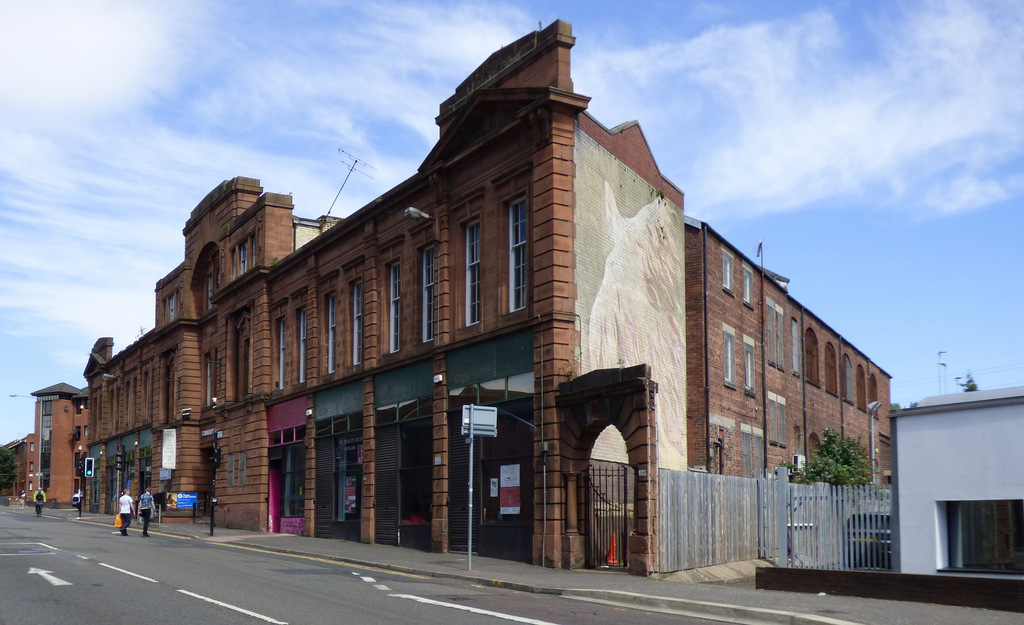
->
[575, 0, 1024, 220]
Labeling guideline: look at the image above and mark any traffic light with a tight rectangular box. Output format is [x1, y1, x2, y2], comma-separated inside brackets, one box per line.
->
[84, 457, 95, 478]
[211, 446, 222, 468]
[115, 450, 125, 471]
[76, 459, 84, 477]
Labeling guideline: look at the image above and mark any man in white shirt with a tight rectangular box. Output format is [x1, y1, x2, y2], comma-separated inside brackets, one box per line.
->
[118, 488, 135, 536]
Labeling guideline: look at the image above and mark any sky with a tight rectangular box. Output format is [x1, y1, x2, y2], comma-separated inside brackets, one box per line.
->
[2, 0, 1023, 444]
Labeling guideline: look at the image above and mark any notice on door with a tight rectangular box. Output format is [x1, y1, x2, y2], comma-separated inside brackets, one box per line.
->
[499, 464, 520, 515]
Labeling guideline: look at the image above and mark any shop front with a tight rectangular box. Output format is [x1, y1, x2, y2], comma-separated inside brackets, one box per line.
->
[446, 330, 536, 563]
[267, 397, 307, 534]
[313, 381, 364, 541]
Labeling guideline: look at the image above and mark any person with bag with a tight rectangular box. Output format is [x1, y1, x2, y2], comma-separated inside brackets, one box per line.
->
[117, 488, 135, 536]
[137, 487, 154, 537]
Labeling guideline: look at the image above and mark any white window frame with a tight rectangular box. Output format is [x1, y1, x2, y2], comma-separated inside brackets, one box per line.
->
[352, 282, 363, 365]
[389, 264, 401, 353]
[466, 222, 480, 325]
[509, 199, 527, 312]
[239, 241, 248, 273]
[743, 336, 756, 394]
[422, 248, 435, 342]
[723, 324, 736, 385]
[327, 294, 337, 373]
[722, 250, 734, 292]
[742, 263, 753, 305]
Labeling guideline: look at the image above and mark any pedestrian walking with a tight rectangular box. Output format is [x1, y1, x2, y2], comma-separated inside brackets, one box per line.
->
[118, 488, 135, 536]
[19, 491, 25, 508]
[137, 487, 154, 537]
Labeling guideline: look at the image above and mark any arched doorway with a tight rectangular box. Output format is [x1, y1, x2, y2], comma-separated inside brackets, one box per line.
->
[555, 364, 659, 575]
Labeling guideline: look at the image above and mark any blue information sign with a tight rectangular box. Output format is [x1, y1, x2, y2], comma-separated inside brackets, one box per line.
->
[173, 492, 198, 510]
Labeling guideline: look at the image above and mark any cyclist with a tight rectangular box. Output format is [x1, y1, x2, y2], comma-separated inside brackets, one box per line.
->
[34, 489, 46, 517]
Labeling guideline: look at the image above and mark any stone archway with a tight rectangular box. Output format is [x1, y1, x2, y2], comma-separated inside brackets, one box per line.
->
[554, 364, 658, 575]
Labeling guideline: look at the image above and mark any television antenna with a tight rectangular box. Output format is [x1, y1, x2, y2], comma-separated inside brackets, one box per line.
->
[327, 149, 375, 216]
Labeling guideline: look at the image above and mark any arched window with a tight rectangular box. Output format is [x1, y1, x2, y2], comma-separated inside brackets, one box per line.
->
[856, 364, 866, 410]
[869, 374, 878, 404]
[843, 355, 854, 400]
[825, 344, 838, 394]
[804, 329, 819, 386]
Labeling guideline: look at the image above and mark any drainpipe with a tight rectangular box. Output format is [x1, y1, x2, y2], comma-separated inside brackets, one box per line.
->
[702, 225, 712, 472]
[800, 306, 808, 458]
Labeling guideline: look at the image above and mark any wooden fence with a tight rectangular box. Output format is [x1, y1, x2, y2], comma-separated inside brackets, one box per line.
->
[658, 468, 890, 573]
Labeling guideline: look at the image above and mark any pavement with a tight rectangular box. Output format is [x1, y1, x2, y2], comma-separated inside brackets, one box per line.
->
[9, 504, 1022, 625]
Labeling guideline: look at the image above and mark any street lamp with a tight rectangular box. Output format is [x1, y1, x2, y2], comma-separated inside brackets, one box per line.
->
[867, 401, 882, 485]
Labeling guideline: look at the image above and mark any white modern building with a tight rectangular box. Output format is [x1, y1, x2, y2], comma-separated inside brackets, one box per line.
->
[891, 387, 1024, 577]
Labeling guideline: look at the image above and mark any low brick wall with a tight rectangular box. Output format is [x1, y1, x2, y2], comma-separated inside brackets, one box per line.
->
[757, 567, 1024, 613]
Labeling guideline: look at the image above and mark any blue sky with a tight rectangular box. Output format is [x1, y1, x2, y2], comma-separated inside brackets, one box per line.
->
[2, 0, 1023, 443]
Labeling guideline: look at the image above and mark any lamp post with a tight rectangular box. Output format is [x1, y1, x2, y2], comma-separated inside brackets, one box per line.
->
[867, 401, 882, 485]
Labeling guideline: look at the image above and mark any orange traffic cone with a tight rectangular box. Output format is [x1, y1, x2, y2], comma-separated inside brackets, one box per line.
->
[605, 534, 620, 566]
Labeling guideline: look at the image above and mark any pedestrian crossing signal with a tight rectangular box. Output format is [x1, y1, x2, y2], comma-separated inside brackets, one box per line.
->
[83, 457, 95, 478]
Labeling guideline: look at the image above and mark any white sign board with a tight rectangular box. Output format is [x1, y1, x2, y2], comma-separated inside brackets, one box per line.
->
[163, 429, 177, 470]
[461, 405, 497, 437]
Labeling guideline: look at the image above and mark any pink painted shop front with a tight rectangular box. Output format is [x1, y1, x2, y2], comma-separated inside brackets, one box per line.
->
[267, 397, 307, 535]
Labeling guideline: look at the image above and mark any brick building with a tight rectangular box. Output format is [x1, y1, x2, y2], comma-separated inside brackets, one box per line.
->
[684, 218, 891, 481]
[82, 19, 889, 576]
[3, 384, 91, 506]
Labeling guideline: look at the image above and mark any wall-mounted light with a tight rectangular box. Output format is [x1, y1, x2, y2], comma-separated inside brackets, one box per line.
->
[305, 409, 313, 417]
[404, 206, 433, 220]
[102, 373, 117, 380]
[181, 408, 191, 420]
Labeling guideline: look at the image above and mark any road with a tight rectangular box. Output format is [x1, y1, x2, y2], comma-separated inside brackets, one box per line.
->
[0, 510, 719, 625]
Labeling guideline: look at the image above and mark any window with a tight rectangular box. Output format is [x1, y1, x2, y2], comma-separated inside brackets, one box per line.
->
[276, 318, 286, 389]
[421, 248, 435, 342]
[825, 344, 838, 394]
[804, 328, 819, 385]
[946, 500, 1024, 572]
[743, 337, 756, 394]
[466, 222, 480, 325]
[298, 308, 307, 383]
[742, 263, 753, 305]
[166, 294, 176, 322]
[282, 444, 304, 517]
[869, 374, 878, 404]
[389, 264, 401, 353]
[249, 234, 256, 267]
[775, 304, 785, 367]
[352, 282, 363, 365]
[239, 240, 248, 273]
[843, 355, 853, 401]
[206, 275, 214, 311]
[227, 453, 235, 488]
[205, 354, 213, 406]
[239, 450, 246, 487]
[766, 297, 776, 365]
[791, 319, 800, 373]
[335, 433, 363, 522]
[509, 200, 527, 311]
[765, 298, 784, 368]
[768, 393, 786, 445]
[326, 294, 337, 373]
[723, 325, 736, 385]
[742, 428, 764, 477]
[722, 250, 734, 292]
[856, 364, 866, 410]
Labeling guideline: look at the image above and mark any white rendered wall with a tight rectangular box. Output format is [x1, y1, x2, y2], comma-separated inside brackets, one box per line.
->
[895, 400, 1024, 576]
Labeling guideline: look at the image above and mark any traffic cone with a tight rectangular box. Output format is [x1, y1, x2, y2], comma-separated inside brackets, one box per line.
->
[605, 534, 620, 566]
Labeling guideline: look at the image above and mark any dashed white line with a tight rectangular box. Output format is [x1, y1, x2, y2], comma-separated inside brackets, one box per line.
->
[390, 593, 562, 625]
[98, 562, 159, 582]
[374, 584, 391, 591]
[177, 589, 288, 624]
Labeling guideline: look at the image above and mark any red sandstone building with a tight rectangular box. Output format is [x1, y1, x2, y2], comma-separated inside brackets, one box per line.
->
[83, 20, 889, 575]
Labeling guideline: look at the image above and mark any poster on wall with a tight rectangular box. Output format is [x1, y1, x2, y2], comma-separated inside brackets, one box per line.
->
[163, 429, 177, 470]
[499, 464, 520, 515]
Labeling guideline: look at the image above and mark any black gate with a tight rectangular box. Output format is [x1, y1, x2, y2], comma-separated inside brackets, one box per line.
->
[585, 461, 633, 568]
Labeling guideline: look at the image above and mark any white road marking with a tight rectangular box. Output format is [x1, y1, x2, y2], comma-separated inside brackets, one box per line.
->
[360, 576, 376, 583]
[374, 584, 391, 591]
[390, 593, 562, 625]
[177, 589, 288, 624]
[98, 562, 159, 582]
[27, 567, 72, 586]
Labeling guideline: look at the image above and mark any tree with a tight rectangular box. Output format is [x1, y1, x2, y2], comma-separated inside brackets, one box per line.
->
[795, 428, 872, 486]
[960, 371, 978, 392]
[0, 447, 16, 492]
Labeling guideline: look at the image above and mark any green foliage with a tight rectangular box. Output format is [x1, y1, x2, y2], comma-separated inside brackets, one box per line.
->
[960, 371, 978, 392]
[794, 428, 872, 486]
[0, 447, 16, 491]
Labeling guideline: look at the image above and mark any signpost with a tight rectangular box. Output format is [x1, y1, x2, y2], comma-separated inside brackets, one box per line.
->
[461, 405, 497, 571]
